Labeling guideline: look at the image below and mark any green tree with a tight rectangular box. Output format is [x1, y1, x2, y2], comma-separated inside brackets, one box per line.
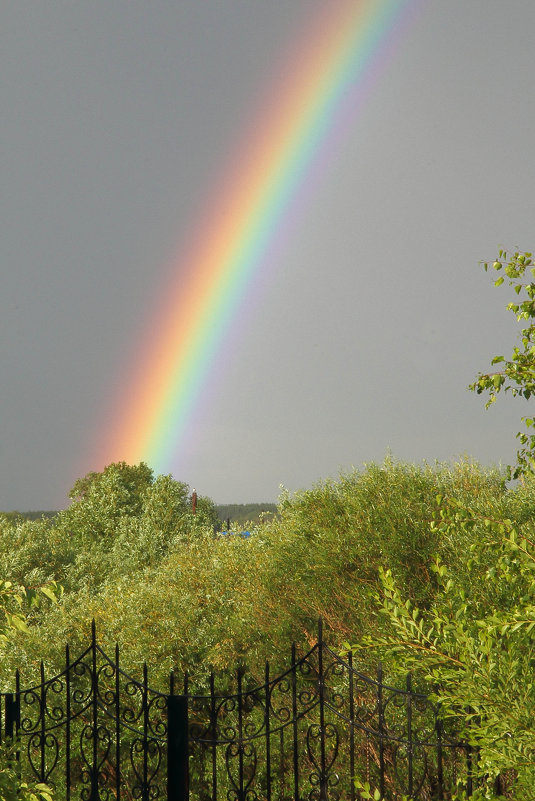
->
[365, 495, 535, 797]
[59, 462, 217, 546]
[470, 249, 535, 479]
[0, 515, 74, 588]
[60, 462, 156, 540]
[356, 249, 535, 798]
[0, 463, 219, 601]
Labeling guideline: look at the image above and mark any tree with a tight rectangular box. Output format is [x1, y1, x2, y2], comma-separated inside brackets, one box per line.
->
[25, 463, 220, 593]
[62, 462, 156, 538]
[364, 496, 535, 797]
[56, 461, 217, 543]
[469, 249, 535, 479]
[355, 249, 535, 798]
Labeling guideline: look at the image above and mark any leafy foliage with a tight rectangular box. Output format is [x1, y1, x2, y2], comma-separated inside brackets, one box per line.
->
[0, 761, 53, 801]
[353, 249, 535, 798]
[0, 459, 508, 685]
[357, 491, 535, 796]
[470, 249, 535, 478]
[0, 581, 59, 801]
[0, 580, 61, 643]
[1, 455, 530, 795]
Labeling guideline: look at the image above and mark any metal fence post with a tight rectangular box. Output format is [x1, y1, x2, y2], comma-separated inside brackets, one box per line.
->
[167, 695, 189, 801]
[5, 693, 19, 739]
[377, 663, 385, 799]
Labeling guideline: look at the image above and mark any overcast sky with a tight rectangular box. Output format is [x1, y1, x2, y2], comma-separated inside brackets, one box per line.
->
[2, 1, 534, 510]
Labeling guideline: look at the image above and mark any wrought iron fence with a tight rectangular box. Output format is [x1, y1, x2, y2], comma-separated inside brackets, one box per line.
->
[1, 620, 474, 800]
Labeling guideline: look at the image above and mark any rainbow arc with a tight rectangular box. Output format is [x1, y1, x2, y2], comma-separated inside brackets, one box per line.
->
[92, 0, 415, 474]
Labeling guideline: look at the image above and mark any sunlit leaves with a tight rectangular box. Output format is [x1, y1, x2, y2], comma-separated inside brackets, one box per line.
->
[0, 582, 58, 799]
[0, 579, 61, 644]
[470, 250, 535, 478]
[361, 488, 535, 795]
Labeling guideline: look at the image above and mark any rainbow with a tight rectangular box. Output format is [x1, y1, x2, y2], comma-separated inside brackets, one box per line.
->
[93, 0, 416, 475]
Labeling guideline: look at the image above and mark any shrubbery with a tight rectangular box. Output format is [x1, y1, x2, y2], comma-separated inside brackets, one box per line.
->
[0, 459, 510, 685]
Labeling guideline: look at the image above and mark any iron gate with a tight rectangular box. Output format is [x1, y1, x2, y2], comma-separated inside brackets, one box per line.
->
[1, 620, 472, 800]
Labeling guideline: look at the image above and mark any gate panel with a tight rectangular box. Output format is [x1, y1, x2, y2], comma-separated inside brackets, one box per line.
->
[1, 622, 473, 800]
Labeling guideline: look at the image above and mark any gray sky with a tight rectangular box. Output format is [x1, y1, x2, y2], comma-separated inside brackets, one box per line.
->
[2, 1, 534, 510]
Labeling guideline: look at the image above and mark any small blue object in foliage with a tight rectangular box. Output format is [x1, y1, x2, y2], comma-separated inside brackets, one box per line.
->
[220, 530, 251, 538]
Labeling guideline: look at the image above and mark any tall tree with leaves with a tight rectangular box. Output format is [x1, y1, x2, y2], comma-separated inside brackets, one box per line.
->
[470, 249, 535, 478]
[354, 250, 535, 799]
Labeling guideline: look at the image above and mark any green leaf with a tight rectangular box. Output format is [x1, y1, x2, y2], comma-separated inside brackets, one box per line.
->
[39, 586, 58, 603]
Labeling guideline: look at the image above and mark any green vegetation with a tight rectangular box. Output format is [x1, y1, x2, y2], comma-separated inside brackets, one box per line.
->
[470, 249, 535, 479]
[0, 511, 57, 524]
[1, 504, 277, 530]
[0, 458, 507, 685]
[0, 580, 58, 801]
[361, 250, 535, 798]
[0, 456, 519, 798]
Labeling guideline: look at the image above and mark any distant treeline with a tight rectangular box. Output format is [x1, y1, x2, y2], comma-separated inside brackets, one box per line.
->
[1, 510, 58, 523]
[215, 503, 278, 528]
[3, 504, 278, 528]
